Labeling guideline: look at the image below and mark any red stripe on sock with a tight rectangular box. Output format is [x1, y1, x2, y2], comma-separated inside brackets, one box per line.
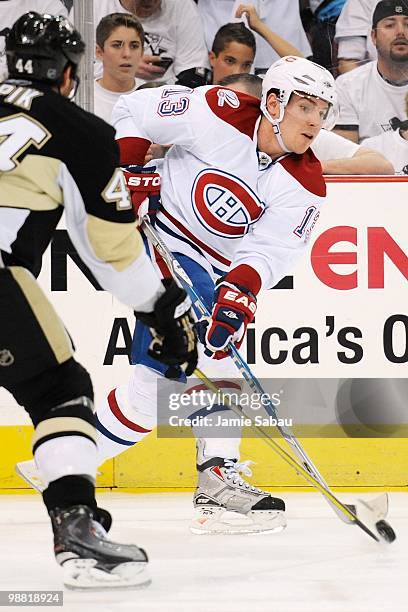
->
[107, 389, 152, 433]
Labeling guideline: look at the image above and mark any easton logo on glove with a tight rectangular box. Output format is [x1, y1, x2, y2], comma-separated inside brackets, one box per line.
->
[127, 175, 161, 188]
[122, 164, 161, 222]
[222, 288, 257, 315]
[196, 281, 257, 359]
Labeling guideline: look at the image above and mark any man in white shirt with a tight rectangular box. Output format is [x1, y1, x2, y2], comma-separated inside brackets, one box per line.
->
[197, 0, 311, 72]
[88, 0, 209, 84]
[335, 0, 378, 73]
[362, 93, 408, 173]
[0, 0, 67, 80]
[334, 0, 408, 142]
[94, 12, 144, 123]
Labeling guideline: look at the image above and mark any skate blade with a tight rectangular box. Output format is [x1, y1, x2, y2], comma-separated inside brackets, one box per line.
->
[190, 507, 286, 535]
[63, 559, 151, 590]
[15, 460, 45, 493]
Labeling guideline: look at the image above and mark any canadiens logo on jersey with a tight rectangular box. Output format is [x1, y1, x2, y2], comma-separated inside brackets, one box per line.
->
[192, 169, 265, 239]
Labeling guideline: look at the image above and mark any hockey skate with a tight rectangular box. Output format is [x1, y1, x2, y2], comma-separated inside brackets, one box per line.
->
[50, 505, 150, 590]
[191, 444, 286, 535]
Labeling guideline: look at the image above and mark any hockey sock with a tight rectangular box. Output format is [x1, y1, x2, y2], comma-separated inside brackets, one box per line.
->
[42, 475, 96, 513]
[95, 385, 154, 463]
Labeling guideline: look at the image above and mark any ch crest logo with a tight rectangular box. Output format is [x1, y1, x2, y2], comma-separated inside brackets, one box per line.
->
[192, 169, 265, 238]
[0, 349, 14, 367]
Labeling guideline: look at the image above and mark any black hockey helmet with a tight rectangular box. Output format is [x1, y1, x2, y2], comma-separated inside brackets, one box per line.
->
[5, 12, 85, 85]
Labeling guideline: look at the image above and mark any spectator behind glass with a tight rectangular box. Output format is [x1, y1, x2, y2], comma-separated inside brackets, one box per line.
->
[218, 71, 393, 174]
[197, 0, 311, 72]
[0, 0, 67, 80]
[334, 0, 408, 143]
[209, 23, 256, 84]
[178, 9, 305, 89]
[89, 0, 209, 84]
[362, 91, 408, 173]
[94, 13, 144, 124]
[300, 0, 347, 72]
[335, 0, 379, 73]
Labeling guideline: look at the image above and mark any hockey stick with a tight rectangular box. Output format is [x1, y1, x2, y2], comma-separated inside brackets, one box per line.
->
[142, 218, 395, 541]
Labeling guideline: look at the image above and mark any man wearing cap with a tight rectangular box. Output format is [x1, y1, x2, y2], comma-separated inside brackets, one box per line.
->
[334, 0, 408, 142]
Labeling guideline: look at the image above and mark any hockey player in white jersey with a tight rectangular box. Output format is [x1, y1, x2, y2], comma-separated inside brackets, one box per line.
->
[20, 56, 337, 534]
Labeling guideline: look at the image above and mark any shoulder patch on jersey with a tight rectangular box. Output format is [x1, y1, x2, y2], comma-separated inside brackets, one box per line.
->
[205, 87, 261, 139]
[279, 149, 326, 197]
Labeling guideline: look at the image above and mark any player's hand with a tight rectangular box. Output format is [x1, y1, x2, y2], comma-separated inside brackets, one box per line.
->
[144, 144, 171, 165]
[235, 4, 262, 32]
[122, 165, 161, 224]
[196, 280, 257, 359]
[136, 54, 167, 80]
[135, 279, 198, 377]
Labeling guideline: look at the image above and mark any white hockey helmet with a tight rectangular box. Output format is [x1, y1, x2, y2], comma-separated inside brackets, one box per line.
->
[260, 56, 338, 149]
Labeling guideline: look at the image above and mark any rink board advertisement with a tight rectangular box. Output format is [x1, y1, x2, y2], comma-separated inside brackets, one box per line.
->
[1, 179, 408, 489]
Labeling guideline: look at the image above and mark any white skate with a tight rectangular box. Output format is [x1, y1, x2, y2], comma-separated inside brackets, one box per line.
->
[191, 444, 286, 535]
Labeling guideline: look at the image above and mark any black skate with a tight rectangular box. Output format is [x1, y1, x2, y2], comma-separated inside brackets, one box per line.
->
[49, 505, 150, 589]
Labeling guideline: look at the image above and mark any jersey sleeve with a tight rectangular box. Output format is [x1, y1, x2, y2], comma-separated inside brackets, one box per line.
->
[112, 85, 261, 166]
[112, 86, 197, 164]
[230, 163, 325, 292]
[60, 113, 163, 311]
[312, 129, 359, 161]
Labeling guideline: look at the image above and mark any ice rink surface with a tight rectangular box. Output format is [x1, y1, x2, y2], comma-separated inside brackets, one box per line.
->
[0, 492, 406, 612]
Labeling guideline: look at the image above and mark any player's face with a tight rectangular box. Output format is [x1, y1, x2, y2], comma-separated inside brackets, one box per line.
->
[96, 26, 143, 83]
[279, 93, 329, 153]
[132, 0, 162, 18]
[209, 42, 254, 84]
[372, 16, 408, 62]
[259, 91, 328, 156]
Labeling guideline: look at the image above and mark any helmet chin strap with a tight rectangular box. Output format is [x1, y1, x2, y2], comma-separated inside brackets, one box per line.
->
[262, 104, 291, 154]
[273, 122, 291, 154]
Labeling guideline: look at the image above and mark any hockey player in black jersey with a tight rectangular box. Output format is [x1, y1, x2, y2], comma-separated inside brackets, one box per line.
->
[0, 12, 197, 589]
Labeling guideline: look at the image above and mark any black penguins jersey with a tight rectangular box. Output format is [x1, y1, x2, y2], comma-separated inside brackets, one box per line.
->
[0, 79, 160, 310]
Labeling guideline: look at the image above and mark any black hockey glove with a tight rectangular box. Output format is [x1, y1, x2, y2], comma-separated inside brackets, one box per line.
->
[135, 279, 198, 378]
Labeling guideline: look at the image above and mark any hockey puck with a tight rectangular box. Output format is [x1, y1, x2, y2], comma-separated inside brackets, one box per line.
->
[375, 519, 396, 543]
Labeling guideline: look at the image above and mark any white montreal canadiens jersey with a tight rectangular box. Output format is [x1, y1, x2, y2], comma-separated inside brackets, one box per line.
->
[112, 85, 326, 289]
